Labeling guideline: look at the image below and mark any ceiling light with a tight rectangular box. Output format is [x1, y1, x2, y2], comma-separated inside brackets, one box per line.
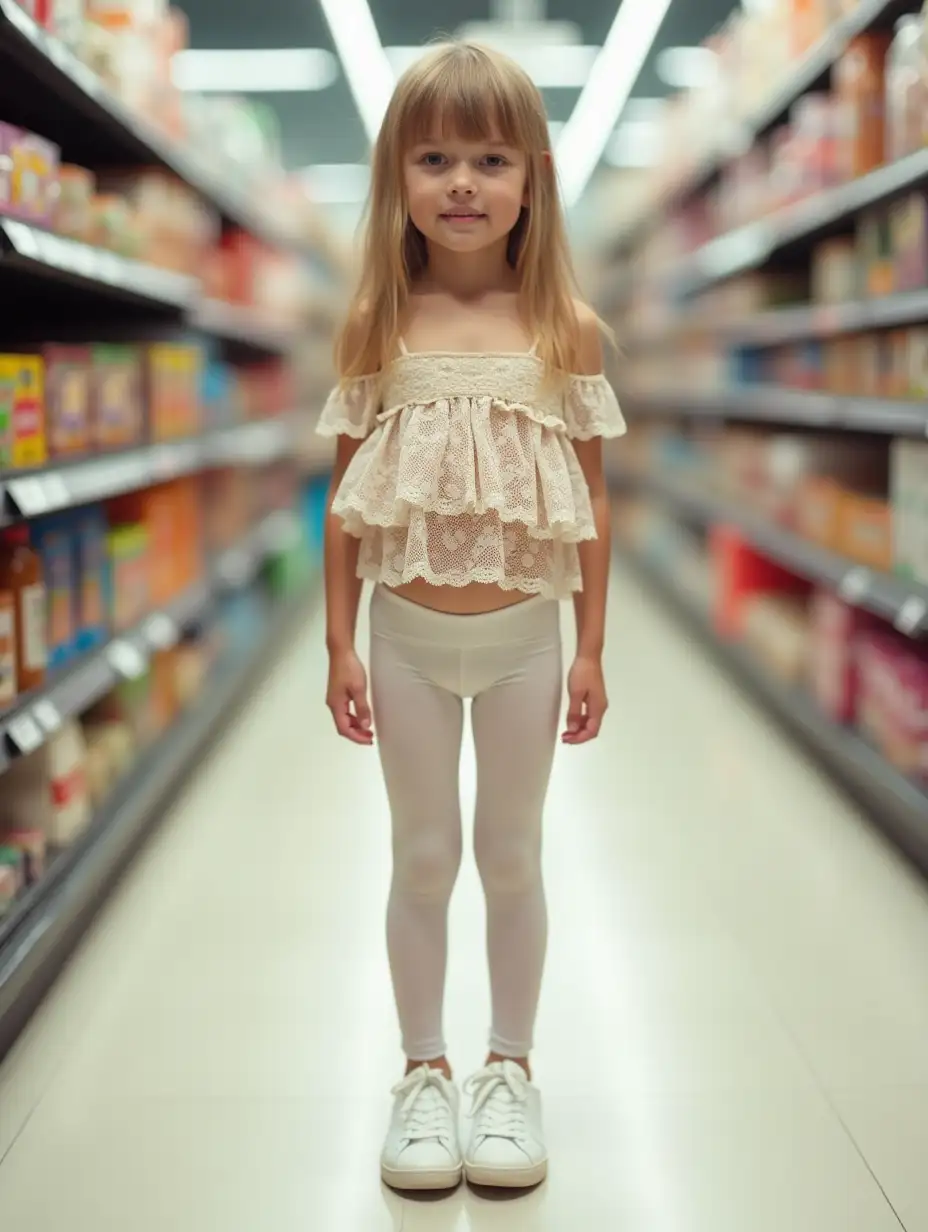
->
[300, 163, 371, 205]
[556, 0, 674, 208]
[604, 120, 664, 169]
[385, 43, 599, 88]
[316, 0, 395, 144]
[172, 48, 338, 93]
[656, 45, 718, 90]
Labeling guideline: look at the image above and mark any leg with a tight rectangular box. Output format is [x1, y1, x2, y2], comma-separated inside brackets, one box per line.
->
[471, 631, 562, 1062]
[370, 621, 464, 1065]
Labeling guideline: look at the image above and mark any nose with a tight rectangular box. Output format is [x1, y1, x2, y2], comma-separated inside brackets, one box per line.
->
[448, 161, 476, 196]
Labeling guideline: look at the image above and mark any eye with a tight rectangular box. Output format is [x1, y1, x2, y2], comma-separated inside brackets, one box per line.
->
[419, 152, 446, 167]
[481, 154, 510, 169]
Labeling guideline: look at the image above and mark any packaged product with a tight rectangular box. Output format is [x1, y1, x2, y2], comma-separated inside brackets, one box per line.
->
[0, 354, 46, 469]
[0, 525, 46, 692]
[0, 847, 24, 899]
[32, 516, 77, 672]
[838, 494, 893, 570]
[0, 124, 60, 227]
[0, 719, 91, 847]
[834, 33, 892, 181]
[0, 584, 16, 707]
[885, 14, 928, 164]
[858, 209, 895, 295]
[91, 345, 143, 450]
[146, 343, 202, 440]
[44, 345, 92, 457]
[73, 506, 109, 651]
[5, 829, 46, 885]
[890, 193, 928, 290]
[55, 165, 96, 242]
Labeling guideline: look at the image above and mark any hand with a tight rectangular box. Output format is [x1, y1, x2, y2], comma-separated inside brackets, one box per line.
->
[562, 655, 608, 745]
[326, 649, 374, 745]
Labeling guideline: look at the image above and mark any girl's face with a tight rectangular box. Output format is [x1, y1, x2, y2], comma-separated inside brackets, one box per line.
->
[404, 130, 528, 256]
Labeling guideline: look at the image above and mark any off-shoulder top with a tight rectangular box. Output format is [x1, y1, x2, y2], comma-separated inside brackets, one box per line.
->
[316, 346, 626, 600]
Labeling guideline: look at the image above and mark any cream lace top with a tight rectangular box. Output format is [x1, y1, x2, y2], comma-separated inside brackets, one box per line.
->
[316, 347, 626, 599]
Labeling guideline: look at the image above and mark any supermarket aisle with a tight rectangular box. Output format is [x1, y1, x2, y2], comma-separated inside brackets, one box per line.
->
[2, 571, 928, 1230]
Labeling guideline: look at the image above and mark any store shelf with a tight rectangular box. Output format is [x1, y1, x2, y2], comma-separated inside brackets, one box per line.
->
[607, 0, 911, 258]
[192, 300, 299, 358]
[615, 465, 928, 636]
[620, 544, 928, 876]
[0, 579, 213, 774]
[0, 0, 302, 253]
[0, 219, 195, 310]
[0, 415, 299, 525]
[212, 509, 301, 593]
[0, 572, 319, 1059]
[629, 386, 928, 436]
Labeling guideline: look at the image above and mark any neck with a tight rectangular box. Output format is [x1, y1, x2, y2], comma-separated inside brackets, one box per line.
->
[423, 237, 516, 299]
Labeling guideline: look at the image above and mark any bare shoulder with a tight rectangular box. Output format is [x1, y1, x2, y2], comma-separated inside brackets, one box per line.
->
[571, 299, 604, 376]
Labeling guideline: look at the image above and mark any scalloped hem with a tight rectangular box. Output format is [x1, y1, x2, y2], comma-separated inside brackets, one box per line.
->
[356, 560, 582, 599]
[377, 398, 568, 435]
[332, 497, 597, 544]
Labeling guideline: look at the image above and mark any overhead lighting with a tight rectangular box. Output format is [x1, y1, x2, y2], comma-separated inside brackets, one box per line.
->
[604, 120, 664, 169]
[385, 43, 599, 88]
[556, 0, 674, 208]
[316, 0, 395, 144]
[300, 163, 371, 205]
[656, 45, 718, 90]
[172, 48, 338, 93]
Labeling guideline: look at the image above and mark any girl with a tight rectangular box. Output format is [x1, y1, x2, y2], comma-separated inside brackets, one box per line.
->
[318, 41, 624, 1193]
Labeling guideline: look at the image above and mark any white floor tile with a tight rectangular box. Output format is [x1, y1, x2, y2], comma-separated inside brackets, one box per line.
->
[0, 570, 920, 1230]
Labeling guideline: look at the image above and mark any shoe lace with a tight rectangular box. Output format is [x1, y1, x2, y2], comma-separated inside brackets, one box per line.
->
[392, 1067, 454, 1145]
[464, 1062, 529, 1141]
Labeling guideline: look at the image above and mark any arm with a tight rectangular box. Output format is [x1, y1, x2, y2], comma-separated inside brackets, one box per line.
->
[563, 305, 611, 745]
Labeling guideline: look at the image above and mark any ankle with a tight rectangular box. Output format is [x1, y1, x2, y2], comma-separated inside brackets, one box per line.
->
[487, 1052, 531, 1080]
[406, 1056, 452, 1081]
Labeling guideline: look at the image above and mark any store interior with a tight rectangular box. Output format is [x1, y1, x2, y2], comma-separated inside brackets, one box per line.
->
[1, 0, 928, 1229]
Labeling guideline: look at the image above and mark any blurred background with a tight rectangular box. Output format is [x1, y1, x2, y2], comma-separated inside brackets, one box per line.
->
[3, 2, 928, 1229]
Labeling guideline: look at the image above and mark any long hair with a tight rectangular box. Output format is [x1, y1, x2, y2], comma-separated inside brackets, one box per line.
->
[336, 40, 593, 382]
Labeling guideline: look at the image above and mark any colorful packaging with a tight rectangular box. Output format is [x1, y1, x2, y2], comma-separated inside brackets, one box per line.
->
[106, 522, 148, 632]
[890, 193, 928, 291]
[5, 829, 46, 885]
[33, 516, 77, 671]
[0, 355, 46, 469]
[91, 345, 142, 450]
[73, 506, 109, 651]
[147, 344, 202, 440]
[0, 586, 15, 707]
[0, 124, 60, 227]
[834, 33, 892, 181]
[44, 345, 92, 458]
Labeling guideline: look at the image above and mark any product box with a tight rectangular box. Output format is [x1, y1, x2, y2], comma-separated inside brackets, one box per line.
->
[91, 345, 143, 450]
[797, 475, 845, 549]
[105, 522, 148, 633]
[146, 344, 202, 440]
[73, 506, 109, 651]
[0, 589, 15, 707]
[0, 355, 46, 469]
[839, 493, 893, 570]
[44, 345, 92, 458]
[5, 828, 46, 886]
[811, 236, 860, 303]
[858, 209, 895, 296]
[834, 33, 892, 181]
[32, 516, 77, 671]
[0, 123, 60, 227]
[890, 193, 928, 292]
[908, 328, 928, 396]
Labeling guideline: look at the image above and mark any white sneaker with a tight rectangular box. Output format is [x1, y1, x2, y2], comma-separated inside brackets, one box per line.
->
[463, 1061, 548, 1188]
[380, 1066, 463, 1190]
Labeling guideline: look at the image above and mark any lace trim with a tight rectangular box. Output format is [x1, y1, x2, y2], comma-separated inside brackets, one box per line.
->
[564, 374, 627, 441]
[316, 375, 379, 438]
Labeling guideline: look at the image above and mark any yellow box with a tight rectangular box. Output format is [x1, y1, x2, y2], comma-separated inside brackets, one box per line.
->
[0, 355, 46, 469]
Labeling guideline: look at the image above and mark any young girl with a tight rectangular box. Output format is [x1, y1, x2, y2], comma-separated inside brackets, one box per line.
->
[318, 41, 624, 1193]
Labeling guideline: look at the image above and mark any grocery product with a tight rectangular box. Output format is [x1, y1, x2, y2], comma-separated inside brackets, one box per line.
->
[5, 829, 46, 886]
[105, 520, 148, 632]
[73, 506, 109, 651]
[44, 345, 92, 458]
[0, 525, 46, 693]
[0, 584, 16, 708]
[0, 355, 46, 469]
[55, 165, 95, 241]
[885, 14, 928, 164]
[146, 343, 202, 440]
[33, 516, 77, 671]
[91, 345, 142, 449]
[890, 193, 928, 291]
[0, 719, 91, 847]
[0, 124, 60, 227]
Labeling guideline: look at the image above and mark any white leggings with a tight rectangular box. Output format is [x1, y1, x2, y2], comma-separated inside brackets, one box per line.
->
[369, 585, 562, 1061]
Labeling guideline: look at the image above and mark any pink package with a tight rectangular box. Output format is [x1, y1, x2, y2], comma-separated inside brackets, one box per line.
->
[809, 591, 882, 724]
[0, 122, 60, 227]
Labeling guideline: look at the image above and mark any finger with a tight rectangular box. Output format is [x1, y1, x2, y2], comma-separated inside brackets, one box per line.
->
[330, 699, 372, 744]
[573, 696, 607, 743]
[351, 688, 374, 733]
[563, 693, 586, 737]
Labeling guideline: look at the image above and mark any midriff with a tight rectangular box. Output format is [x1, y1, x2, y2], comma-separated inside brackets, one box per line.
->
[390, 578, 536, 614]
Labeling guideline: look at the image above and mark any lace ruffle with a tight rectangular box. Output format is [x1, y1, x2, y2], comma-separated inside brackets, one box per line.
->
[316, 375, 379, 438]
[331, 397, 596, 542]
[564, 374, 626, 440]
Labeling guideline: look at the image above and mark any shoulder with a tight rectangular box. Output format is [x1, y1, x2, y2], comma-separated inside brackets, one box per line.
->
[571, 299, 604, 376]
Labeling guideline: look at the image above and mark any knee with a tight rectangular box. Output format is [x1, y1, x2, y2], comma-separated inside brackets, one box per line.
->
[475, 830, 541, 896]
[394, 832, 461, 900]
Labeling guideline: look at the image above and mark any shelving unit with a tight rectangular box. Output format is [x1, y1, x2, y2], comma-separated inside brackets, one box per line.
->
[601, 0, 928, 876]
[0, 0, 335, 1057]
[620, 545, 928, 874]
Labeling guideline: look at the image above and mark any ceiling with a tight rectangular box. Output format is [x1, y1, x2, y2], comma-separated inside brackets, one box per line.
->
[178, 0, 738, 202]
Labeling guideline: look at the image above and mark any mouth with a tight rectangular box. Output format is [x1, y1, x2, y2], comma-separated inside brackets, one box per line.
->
[440, 211, 486, 222]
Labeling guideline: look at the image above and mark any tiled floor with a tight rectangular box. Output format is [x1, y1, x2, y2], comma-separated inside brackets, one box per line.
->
[2, 569, 928, 1229]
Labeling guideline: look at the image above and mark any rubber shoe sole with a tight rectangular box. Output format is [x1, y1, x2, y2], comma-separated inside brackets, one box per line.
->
[381, 1159, 463, 1191]
[464, 1156, 548, 1189]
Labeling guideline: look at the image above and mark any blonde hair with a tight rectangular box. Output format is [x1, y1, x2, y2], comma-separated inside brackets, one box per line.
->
[336, 40, 591, 382]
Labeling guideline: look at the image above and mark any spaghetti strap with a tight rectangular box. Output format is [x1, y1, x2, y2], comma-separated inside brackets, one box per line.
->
[528, 339, 539, 356]
[397, 337, 410, 356]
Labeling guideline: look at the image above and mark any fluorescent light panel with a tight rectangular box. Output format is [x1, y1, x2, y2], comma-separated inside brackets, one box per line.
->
[172, 48, 337, 93]
[385, 43, 599, 88]
[317, 0, 395, 143]
[656, 45, 718, 90]
[556, 0, 674, 207]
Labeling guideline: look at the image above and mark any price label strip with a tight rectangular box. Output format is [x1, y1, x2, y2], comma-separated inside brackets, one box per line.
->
[6, 712, 44, 756]
[32, 698, 62, 734]
[838, 566, 871, 605]
[895, 596, 928, 638]
[144, 612, 179, 651]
